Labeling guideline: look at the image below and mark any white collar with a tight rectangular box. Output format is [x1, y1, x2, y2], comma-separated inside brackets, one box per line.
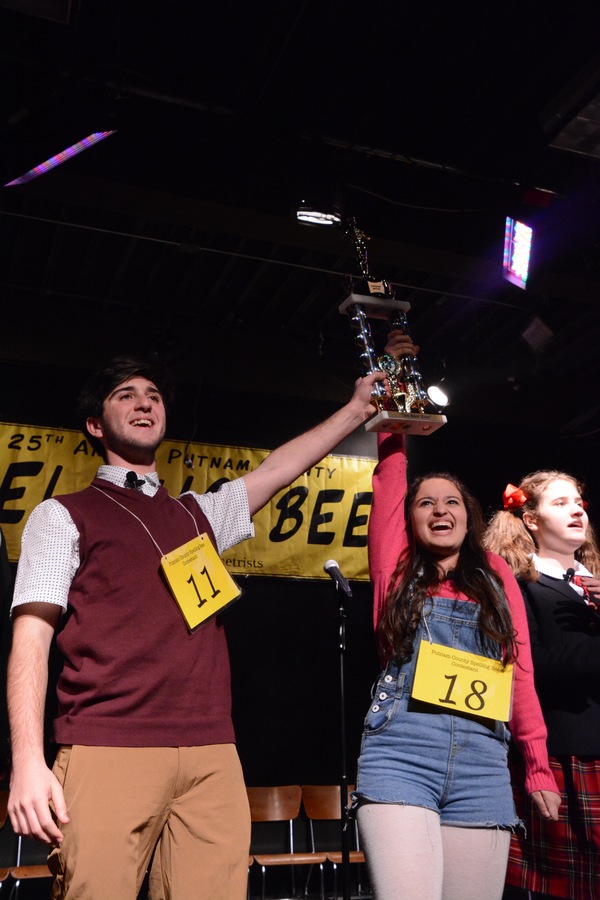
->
[96, 465, 161, 490]
[532, 554, 593, 598]
[532, 553, 592, 579]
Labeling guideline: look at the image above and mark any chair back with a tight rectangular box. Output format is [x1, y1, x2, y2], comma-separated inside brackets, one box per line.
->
[301, 784, 342, 821]
[246, 785, 302, 823]
[301, 784, 369, 897]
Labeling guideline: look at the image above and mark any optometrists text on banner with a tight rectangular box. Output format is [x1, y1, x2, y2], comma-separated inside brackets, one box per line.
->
[0, 423, 376, 580]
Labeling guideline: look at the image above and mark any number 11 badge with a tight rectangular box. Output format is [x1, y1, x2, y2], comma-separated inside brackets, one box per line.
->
[161, 534, 242, 631]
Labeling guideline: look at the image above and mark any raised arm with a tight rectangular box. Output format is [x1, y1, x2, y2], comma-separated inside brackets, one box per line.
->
[369, 432, 408, 629]
[367, 330, 417, 629]
[242, 372, 384, 517]
[7, 603, 69, 844]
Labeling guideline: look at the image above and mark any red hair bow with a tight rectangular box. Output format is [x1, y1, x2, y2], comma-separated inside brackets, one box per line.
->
[503, 483, 528, 509]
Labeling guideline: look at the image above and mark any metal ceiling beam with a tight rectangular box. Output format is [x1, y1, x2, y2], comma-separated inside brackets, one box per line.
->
[6, 170, 599, 307]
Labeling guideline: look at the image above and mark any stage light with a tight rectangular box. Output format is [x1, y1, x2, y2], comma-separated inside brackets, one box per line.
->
[427, 384, 449, 408]
[296, 200, 342, 226]
[503, 216, 533, 289]
[4, 130, 117, 186]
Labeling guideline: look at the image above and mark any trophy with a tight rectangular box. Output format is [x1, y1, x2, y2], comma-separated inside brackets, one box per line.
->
[339, 218, 447, 435]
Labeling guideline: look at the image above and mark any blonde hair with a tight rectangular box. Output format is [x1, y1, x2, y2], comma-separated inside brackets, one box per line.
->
[484, 470, 600, 581]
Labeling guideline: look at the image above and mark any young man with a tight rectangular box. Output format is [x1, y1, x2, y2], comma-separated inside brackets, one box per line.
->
[7, 355, 385, 900]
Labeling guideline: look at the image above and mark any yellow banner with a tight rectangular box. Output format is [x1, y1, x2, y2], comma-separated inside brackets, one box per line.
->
[0, 422, 376, 580]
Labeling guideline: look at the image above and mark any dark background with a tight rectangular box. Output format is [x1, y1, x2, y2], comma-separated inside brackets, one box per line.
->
[2, 1, 600, 453]
[2, 0, 600, 802]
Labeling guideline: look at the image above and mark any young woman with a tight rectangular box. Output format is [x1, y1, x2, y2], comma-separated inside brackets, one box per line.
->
[352, 334, 560, 900]
[485, 471, 600, 900]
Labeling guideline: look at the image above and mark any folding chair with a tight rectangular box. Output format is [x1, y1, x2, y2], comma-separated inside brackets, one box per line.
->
[8, 832, 52, 898]
[247, 852, 254, 900]
[247, 785, 327, 900]
[0, 791, 15, 891]
[301, 784, 370, 899]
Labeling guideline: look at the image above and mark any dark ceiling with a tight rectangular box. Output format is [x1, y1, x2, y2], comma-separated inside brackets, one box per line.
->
[2, 0, 600, 442]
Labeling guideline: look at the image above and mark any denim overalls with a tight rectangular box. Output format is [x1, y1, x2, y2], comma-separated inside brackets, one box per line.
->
[354, 596, 521, 828]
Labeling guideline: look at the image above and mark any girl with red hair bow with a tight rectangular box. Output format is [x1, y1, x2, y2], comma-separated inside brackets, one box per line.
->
[485, 471, 600, 900]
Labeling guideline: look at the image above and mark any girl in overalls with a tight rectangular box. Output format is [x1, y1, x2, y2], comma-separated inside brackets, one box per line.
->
[353, 337, 560, 900]
[485, 472, 600, 900]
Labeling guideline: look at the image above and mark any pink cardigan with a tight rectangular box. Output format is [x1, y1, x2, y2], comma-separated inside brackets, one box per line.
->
[369, 432, 558, 796]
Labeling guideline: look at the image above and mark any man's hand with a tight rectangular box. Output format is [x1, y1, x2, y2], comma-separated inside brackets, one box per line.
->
[9, 759, 69, 845]
[348, 371, 387, 420]
[7, 607, 65, 845]
[530, 789, 561, 822]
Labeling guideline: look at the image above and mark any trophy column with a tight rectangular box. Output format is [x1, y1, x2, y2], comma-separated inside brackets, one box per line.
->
[340, 220, 447, 435]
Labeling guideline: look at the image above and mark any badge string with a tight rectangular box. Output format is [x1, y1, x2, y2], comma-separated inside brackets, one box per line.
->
[90, 485, 200, 558]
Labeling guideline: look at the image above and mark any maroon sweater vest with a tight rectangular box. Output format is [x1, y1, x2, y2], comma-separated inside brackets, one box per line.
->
[54, 479, 236, 747]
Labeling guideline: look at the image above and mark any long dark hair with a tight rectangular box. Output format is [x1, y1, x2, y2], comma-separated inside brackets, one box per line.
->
[378, 471, 517, 666]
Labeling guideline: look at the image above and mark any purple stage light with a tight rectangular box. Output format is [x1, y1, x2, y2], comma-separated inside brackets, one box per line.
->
[4, 130, 117, 186]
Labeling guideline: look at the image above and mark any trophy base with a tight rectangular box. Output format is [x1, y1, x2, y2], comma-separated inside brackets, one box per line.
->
[365, 410, 447, 435]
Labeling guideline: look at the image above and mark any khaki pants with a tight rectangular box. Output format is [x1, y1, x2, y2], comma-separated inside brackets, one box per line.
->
[49, 744, 251, 900]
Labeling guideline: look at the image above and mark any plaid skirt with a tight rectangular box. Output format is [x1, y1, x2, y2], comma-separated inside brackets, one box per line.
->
[506, 753, 600, 899]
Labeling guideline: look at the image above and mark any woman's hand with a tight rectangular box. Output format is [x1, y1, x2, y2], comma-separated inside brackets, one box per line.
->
[530, 789, 561, 821]
[578, 575, 600, 604]
[383, 329, 418, 358]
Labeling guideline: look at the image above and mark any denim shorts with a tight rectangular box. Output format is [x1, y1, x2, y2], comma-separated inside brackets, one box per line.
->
[353, 597, 521, 829]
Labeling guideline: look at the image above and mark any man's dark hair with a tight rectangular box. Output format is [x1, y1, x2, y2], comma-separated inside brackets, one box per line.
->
[78, 355, 175, 455]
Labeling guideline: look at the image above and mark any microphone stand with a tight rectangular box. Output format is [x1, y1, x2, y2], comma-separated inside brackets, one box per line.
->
[335, 582, 352, 900]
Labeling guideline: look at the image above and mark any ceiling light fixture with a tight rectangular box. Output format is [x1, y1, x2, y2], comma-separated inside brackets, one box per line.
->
[296, 200, 342, 227]
[521, 316, 554, 352]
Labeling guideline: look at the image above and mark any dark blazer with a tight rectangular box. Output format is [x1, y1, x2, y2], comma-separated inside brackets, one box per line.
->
[520, 573, 600, 756]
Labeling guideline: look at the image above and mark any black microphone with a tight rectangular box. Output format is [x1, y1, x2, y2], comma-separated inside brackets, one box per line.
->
[324, 559, 353, 598]
[125, 471, 145, 489]
[563, 567, 576, 582]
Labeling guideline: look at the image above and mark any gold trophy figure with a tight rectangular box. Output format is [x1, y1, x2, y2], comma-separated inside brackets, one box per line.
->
[339, 219, 447, 435]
